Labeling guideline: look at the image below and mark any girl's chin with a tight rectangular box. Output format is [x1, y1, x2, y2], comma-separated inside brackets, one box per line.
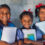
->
[24, 26, 30, 29]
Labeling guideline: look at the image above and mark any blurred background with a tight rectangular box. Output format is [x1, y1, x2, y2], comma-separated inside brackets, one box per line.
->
[0, 0, 45, 28]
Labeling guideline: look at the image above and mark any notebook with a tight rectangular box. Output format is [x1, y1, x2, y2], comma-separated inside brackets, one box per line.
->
[22, 29, 36, 41]
[35, 21, 45, 34]
[1, 27, 17, 44]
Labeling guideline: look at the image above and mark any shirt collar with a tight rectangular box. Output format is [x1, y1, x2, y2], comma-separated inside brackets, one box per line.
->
[21, 26, 31, 29]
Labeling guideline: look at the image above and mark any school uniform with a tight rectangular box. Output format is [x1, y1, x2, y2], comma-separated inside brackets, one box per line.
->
[32, 24, 43, 40]
[17, 26, 32, 41]
[17, 26, 43, 41]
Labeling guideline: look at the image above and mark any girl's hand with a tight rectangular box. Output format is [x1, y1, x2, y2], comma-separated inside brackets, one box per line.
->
[12, 42, 17, 45]
[24, 38, 34, 44]
[24, 38, 43, 45]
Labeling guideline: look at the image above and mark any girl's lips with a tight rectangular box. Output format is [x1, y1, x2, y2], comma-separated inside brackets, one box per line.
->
[24, 25, 30, 28]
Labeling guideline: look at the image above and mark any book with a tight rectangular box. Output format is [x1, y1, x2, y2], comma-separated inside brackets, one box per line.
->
[35, 21, 45, 34]
[22, 29, 36, 41]
[1, 27, 17, 44]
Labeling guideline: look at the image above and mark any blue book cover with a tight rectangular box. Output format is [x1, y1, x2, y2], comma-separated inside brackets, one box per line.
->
[27, 34, 35, 40]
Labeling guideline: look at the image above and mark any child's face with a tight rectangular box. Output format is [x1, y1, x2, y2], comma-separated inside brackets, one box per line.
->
[39, 8, 45, 21]
[21, 15, 33, 29]
[0, 7, 10, 23]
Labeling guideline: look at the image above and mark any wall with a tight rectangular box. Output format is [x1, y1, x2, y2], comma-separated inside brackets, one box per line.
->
[0, 0, 45, 27]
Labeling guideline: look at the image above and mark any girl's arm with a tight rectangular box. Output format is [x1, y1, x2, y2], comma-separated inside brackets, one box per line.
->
[24, 38, 43, 45]
[12, 40, 23, 45]
[17, 40, 23, 45]
[42, 34, 45, 40]
[0, 41, 10, 45]
[12, 42, 17, 45]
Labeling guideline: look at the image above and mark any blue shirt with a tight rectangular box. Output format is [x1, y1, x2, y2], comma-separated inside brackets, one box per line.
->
[17, 29, 24, 41]
[0, 22, 15, 40]
[17, 26, 43, 41]
[32, 24, 43, 40]
[17, 26, 31, 41]
[36, 26, 43, 40]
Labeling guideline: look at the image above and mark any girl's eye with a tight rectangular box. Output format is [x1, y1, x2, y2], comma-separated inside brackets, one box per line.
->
[0, 12, 10, 15]
[5, 12, 10, 15]
[0, 12, 3, 15]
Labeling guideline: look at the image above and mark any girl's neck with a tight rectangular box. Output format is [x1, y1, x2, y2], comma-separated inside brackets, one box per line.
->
[2, 22, 8, 26]
[22, 26, 31, 29]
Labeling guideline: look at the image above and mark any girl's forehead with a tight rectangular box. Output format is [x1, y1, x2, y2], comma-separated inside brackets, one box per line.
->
[22, 15, 31, 18]
[0, 7, 9, 11]
[22, 16, 32, 20]
[40, 8, 45, 11]
[0, 8, 10, 13]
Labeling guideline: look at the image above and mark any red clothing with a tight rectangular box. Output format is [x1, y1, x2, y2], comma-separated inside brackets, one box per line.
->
[43, 42, 45, 45]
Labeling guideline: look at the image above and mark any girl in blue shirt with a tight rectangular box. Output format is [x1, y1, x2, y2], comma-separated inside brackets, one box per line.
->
[0, 4, 15, 45]
[35, 5, 45, 40]
[17, 11, 43, 45]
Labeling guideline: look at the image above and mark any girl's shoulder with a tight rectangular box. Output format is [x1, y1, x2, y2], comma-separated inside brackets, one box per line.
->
[8, 22, 16, 27]
[32, 24, 43, 34]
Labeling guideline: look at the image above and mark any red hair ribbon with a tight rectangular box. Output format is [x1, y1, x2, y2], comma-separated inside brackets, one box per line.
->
[23, 9, 33, 14]
[36, 3, 45, 8]
[28, 9, 33, 14]
[23, 10, 26, 12]
[28, 9, 30, 12]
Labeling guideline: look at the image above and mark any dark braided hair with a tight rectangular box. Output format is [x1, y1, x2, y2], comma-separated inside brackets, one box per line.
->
[20, 11, 33, 21]
[35, 5, 45, 17]
[0, 4, 10, 11]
